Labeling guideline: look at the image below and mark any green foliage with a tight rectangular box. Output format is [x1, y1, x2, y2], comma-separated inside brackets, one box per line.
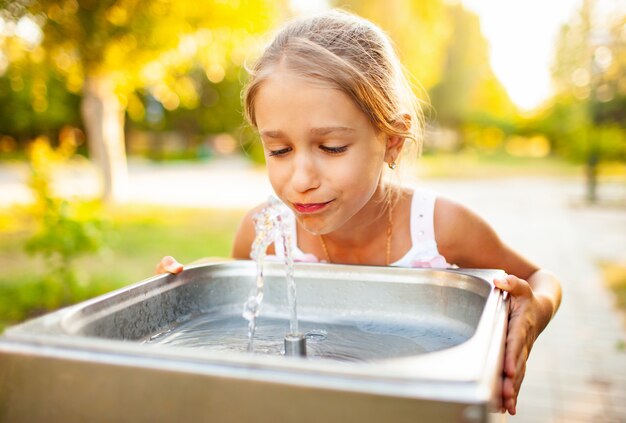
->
[0, 63, 83, 146]
[24, 197, 108, 274]
[0, 204, 243, 331]
[24, 136, 109, 302]
[429, 4, 515, 129]
[132, 68, 248, 135]
[1, 0, 622, 170]
[335, 0, 450, 89]
[12, 0, 285, 90]
[335, 0, 517, 151]
[0, 0, 286, 171]
[540, 1, 626, 164]
[0, 274, 118, 330]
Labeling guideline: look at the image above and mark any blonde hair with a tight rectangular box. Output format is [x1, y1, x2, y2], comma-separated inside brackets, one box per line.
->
[243, 10, 425, 206]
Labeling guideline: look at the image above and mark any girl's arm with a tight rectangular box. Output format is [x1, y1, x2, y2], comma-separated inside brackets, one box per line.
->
[435, 197, 562, 415]
[434, 197, 562, 321]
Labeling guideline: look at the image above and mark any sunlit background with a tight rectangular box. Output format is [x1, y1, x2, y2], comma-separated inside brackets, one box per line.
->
[294, 0, 593, 111]
[0, 0, 623, 285]
[0, 0, 624, 288]
[1, 0, 623, 178]
[0, 0, 623, 198]
[462, 0, 584, 111]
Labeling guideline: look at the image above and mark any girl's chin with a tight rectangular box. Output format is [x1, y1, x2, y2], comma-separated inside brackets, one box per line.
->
[296, 216, 331, 236]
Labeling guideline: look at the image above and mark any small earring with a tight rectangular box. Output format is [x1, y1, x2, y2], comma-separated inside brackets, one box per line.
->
[388, 161, 397, 170]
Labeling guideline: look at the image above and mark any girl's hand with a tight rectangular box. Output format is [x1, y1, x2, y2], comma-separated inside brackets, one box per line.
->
[494, 274, 541, 415]
[155, 256, 184, 275]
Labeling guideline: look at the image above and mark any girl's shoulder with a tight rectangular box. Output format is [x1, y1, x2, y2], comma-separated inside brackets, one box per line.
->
[432, 195, 538, 277]
[433, 195, 489, 244]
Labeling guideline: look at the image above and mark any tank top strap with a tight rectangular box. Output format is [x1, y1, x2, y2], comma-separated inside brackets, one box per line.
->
[409, 188, 438, 245]
[389, 188, 449, 268]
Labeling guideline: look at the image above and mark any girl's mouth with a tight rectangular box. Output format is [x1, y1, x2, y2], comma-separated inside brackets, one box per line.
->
[292, 200, 334, 214]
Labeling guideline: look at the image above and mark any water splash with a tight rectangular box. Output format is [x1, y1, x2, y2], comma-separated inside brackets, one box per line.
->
[243, 197, 299, 353]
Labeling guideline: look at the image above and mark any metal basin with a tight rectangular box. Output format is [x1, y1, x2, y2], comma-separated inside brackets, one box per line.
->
[0, 261, 508, 422]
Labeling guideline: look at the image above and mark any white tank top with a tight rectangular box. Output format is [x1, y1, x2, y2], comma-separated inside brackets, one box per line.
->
[267, 189, 450, 268]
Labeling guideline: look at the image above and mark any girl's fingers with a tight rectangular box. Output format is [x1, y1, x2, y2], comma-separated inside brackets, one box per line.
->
[502, 376, 516, 414]
[505, 396, 517, 415]
[503, 372, 524, 415]
[502, 346, 533, 416]
[495, 274, 537, 416]
[504, 324, 530, 376]
[156, 256, 183, 274]
[514, 361, 527, 396]
[494, 275, 532, 298]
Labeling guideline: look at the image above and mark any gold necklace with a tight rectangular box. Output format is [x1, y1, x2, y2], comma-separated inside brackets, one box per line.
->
[319, 206, 393, 265]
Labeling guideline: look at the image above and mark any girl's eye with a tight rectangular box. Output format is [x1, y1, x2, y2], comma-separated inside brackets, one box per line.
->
[268, 147, 292, 157]
[320, 145, 348, 154]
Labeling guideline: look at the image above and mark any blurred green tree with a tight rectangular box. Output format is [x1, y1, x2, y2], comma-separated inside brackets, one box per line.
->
[0, 0, 285, 202]
[334, 0, 517, 152]
[0, 63, 82, 146]
[430, 4, 493, 125]
[428, 3, 516, 151]
[334, 0, 450, 90]
[543, 0, 625, 202]
[25, 135, 109, 305]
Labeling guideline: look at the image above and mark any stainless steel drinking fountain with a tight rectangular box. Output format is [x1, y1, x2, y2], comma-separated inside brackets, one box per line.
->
[0, 261, 508, 422]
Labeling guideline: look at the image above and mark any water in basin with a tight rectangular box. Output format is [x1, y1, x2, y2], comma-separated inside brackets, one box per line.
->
[144, 310, 474, 361]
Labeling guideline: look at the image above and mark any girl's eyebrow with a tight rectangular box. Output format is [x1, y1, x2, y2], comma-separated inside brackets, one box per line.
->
[260, 127, 355, 138]
[259, 130, 284, 138]
[310, 126, 355, 136]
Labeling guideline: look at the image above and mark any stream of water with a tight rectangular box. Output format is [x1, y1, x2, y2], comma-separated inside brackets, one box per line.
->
[242, 197, 299, 352]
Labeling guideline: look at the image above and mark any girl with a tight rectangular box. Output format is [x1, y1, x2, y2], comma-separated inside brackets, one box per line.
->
[157, 10, 562, 416]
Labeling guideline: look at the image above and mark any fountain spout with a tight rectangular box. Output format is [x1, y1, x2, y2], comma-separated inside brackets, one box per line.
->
[284, 333, 307, 357]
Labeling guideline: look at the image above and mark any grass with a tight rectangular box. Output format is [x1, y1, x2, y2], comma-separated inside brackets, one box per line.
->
[601, 261, 626, 315]
[0, 205, 244, 332]
[415, 152, 583, 179]
[601, 261, 626, 351]
[416, 152, 625, 181]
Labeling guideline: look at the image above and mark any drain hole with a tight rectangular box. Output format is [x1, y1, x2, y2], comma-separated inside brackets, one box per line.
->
[305, 329, 327, 343]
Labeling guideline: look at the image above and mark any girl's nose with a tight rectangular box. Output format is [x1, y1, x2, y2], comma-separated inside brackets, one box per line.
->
[291, 153, 321, 193]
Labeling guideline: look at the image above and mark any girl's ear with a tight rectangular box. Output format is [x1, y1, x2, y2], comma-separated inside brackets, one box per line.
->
[384, 114, 411, 163]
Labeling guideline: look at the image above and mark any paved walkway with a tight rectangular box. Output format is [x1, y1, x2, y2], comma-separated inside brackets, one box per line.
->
[426, 178, 626, 422]
[0, 158, 274, 208]
[1, 160, 625, 422]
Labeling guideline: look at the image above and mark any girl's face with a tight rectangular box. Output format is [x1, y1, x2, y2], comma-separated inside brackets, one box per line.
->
[254, 69, 390, 235]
